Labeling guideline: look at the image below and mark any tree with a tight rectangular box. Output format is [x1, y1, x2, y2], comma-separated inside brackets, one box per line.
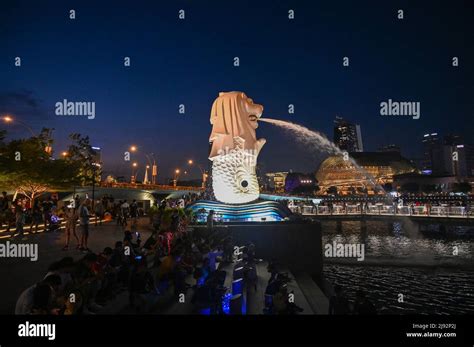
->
[67, 133, 102, 186]
[0, 130, 81, 204]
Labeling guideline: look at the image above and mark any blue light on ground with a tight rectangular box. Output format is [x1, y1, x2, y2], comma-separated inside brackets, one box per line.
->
[232, 279, 243, 295]
[199, 308, 211, 315]
[222, 293, 232, 314]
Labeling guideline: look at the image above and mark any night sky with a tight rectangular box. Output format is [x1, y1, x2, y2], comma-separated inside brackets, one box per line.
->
[1, 0, 473, 181]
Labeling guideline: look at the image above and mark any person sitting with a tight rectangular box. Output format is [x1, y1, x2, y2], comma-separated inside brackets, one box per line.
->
[129, 257, 159, 313]
[30, 282, 62, 315]
[15, 274, 62, 315]
[44, 257, 75, 295]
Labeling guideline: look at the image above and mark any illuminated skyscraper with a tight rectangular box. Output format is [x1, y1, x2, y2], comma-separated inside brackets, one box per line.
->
[333, 116, 364, 152]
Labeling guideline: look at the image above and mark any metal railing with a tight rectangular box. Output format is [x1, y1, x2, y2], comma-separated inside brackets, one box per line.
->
[99, 182, 204, 191]
[288, 204, 472, 218]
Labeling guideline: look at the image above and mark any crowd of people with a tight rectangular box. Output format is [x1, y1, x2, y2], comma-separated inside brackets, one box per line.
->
[0, 191, 63, 240]
[13, 195, 243, 315]
[6, 191, 343, 316]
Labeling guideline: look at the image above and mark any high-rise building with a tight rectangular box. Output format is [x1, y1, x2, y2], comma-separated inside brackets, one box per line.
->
[452, 144, 474, 177]
[333, 116, 364, 152]
[421, 133, 441, 174]
[421, 133, 474, 177]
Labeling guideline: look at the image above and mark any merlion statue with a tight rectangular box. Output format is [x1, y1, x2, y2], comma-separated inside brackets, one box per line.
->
[209, 91, 266, 204]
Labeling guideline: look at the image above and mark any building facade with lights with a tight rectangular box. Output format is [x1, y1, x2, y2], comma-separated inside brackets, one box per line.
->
[264, 172, 289, 193]
[316, 152, 416, 195]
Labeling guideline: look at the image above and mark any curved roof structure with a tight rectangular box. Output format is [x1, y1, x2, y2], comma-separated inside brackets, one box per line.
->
[316, 152, 416, 189]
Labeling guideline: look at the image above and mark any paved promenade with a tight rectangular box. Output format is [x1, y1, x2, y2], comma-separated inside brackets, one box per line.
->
[0, 218, 152, 314]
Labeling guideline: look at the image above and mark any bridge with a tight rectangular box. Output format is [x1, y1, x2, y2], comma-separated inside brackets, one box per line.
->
[62, 183, 203, 203]
[99, 182, 204, 193]
[288, 204, 474, 226]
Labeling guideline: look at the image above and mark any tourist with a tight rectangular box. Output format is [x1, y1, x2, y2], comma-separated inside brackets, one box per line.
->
[129, 257, 159, 312]
[130, 199, 138, 227]
[14, 199, 26, 240]
[205, 245, 223, 272]
[109, 241, 131, 286]
[94, 200, 105, 226]
[74, 194, 80, 209]
[207, 210, 215, 230]
[15, 274, 62, 315]
[29, 202, 42, 234]
[79, 199, 91, 252]
[120, 200, 130, 226]
[44, 257, 75, 294]
[63, 204, 80, 250]
[41, 197, 52, 230]
[0, 191, 9, 230]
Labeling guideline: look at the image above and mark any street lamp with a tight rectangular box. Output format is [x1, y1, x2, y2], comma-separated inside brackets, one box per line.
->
[130, 145, 137, 152]
[91, 162, 101, 210]
[144, 153, 158, 184]
[1, 115, 36, 137]
[144, 165, 150, 184]
[187, 159, 208, 189]
[61, 151, 68, 157]
[131, 162, 138, 184]
[173, 169, 180, 187]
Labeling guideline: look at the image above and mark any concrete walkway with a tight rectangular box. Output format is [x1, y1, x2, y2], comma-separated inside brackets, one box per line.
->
[0, 218, 152, 314]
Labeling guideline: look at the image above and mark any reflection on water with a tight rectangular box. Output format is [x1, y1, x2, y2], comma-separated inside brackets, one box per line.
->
[322, 220, 474, 314]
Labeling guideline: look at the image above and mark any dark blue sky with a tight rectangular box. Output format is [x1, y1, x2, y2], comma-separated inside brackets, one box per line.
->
[1, 0, 473, 181]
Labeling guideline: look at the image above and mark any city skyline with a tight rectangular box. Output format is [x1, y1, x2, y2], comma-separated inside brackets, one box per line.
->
[1, 0, 473, 179]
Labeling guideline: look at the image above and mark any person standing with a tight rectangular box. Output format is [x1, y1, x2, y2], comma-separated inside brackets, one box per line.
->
[120, 200, 130, 226]
[94, 200, 104, 227]
[130, 199, 138, 227]
[41, 197, 52, 230]
[29, 202, 42, 234]
[63, 204, 80, 250]
[79, 199, 91, 252]
[15, 199, 26, 240]
[207, 210, 215, 231]
[0, 191, 9, 230]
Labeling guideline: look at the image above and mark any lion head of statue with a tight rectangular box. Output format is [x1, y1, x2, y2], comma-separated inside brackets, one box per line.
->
[209, 91, 266, 160]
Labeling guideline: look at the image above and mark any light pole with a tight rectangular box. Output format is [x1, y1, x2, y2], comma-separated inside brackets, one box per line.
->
[131, 162, 138, 184]
[145, 153, 157, 185]
[188, 159, 208, 188]
[173, 169, 180, 187]
[2, 115, 36, 137]
[91, 162, 101, 210]
[144, 165, 150, 184]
